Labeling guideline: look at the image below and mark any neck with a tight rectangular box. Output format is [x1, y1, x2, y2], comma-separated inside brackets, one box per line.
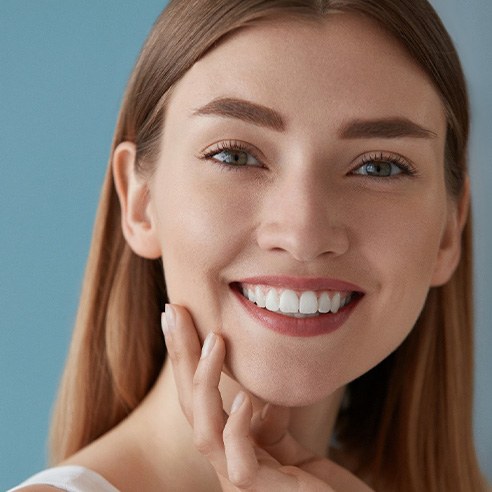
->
[126, 357, 346, 490]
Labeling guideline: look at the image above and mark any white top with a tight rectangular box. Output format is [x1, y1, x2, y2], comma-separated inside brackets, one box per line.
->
[7, 465, 120, 492]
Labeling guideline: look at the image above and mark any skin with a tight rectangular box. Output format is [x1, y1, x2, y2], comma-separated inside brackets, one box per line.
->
[35, 12, 468, 492]
[134, 14, 460, 408]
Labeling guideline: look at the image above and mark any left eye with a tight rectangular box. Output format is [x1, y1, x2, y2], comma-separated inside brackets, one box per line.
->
[353, 160, 405, 177]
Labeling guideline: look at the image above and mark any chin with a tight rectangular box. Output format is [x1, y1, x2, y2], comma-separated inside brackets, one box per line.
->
[231, 364, 343, 408]
[260, 390, 333, 408]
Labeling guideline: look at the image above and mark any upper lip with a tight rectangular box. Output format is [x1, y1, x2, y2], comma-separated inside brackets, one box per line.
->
[234, 275, 365, 293]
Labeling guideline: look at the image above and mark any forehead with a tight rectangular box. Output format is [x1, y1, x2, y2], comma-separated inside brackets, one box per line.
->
[166, 12, 446, 138]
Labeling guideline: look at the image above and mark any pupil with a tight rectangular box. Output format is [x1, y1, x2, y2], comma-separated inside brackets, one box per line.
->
[223, 150, 246, 165]
[368, 162, 391, 176]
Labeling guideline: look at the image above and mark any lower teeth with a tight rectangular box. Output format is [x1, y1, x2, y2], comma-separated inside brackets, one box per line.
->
[280, 312, 320, 318]
[252, 304, 343, 316]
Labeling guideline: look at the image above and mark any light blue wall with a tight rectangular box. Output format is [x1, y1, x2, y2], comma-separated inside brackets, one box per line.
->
[0, 2, 167, 488]
[1, 1, 490, 489]
[431, 0, 492, 482]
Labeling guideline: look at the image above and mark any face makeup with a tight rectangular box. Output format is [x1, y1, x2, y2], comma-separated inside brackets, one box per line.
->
[230, 277, 365, 337]
[149, 13, 450, 405]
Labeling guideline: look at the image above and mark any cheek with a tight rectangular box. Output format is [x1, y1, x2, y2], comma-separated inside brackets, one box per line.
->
[154, 171, 256, 335]
[346, 194, 445, 355]
[360, 196, 444, 291]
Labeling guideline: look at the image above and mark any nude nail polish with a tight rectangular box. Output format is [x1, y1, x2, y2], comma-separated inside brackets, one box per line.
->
[200, 332, 216, 359]
[231, 391, 245, 414]
[165, 304, 175, 332]
[161, 312, 169, 336]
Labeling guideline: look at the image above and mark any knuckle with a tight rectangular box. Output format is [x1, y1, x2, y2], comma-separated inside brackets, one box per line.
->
[192, 370, 206, 389]
[193, 433, 215, 456]
[222, 424, 236, 441]
[168, 344, 185, 363]
[229, 471, 255, 490]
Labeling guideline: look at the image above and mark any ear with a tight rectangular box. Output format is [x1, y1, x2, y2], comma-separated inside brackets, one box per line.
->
[112, 141, 161, 259]
[430, 175, 470, 286]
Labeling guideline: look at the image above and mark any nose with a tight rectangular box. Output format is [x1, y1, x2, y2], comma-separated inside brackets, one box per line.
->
[256, 171, 350, 262]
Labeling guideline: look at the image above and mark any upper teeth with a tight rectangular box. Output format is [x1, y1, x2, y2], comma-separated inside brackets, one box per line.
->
[241, 284, 353, 316]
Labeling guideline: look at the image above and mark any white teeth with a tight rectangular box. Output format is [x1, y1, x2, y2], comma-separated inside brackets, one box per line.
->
[255, 286, 266, 307]
[299, 291, 318, 314]
[331, 292, 341, 313]
[265, 289, 280, 312]
[247, 288, 256, 303]
[240, 284, 355, 315]
[318, 292, 331, 313]
[279, 289, 299, 313]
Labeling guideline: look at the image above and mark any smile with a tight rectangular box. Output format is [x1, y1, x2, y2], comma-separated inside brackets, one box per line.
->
[230, 277, 364, 337]
[240, 283, 354, 317]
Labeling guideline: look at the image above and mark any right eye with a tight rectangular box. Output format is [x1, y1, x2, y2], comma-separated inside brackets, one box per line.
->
[199, 140, 262, 171]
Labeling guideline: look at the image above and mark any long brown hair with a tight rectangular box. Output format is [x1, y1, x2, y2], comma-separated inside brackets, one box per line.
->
[49, 1, 487, 490]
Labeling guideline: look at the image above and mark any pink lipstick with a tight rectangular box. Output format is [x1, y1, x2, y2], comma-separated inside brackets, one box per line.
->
[230, 277, 364, 337]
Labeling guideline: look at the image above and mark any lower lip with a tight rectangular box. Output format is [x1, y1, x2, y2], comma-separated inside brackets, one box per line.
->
[230, 285, 362, 337]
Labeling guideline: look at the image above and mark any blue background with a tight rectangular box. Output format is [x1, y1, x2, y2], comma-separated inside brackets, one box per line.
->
[1, 1, 491, 488]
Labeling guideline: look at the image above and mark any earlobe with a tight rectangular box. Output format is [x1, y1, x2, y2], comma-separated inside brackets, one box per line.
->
[112, 141, 161, 259]
[430, 176, 470, 286]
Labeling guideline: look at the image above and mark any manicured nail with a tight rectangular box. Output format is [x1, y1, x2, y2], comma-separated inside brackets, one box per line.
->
[165, 304, 175, 332]
[261, 403, 270, 420]
[231, 391, 246, 414]
[200, 332, 216, 359]
[161, 312, 169, 336]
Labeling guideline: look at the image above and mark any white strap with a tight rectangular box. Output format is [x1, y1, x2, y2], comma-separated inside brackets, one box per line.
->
[7, 465, 120, 492]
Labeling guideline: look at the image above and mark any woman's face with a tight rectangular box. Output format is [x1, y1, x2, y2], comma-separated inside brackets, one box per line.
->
[146, 13, 457, 406]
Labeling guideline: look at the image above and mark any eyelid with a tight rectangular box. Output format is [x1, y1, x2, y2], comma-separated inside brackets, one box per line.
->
[198, 141, 418, 178]
[350, 151, 418, 177]
[198, 139, 266, 165]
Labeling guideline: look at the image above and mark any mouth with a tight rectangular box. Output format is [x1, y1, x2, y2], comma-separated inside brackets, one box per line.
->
[229, 280, 364, 337]
[232, 282, 363, 316]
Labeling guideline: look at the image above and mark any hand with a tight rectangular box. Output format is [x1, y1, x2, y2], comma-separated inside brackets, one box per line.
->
[161, 304, 374, 491]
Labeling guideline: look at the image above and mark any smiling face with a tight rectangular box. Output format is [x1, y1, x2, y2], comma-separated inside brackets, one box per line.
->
[122, 13, 463, 406]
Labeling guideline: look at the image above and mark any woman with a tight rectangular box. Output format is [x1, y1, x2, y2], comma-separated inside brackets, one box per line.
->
[9, 0, 489, 490]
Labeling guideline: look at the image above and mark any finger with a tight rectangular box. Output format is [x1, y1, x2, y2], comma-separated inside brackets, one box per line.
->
[279, 466, 335, 492]
[251, 404, 312, 466]
[161, 304, 202, 424]
[192, 332, 229, 472]
[222, 461, 331, 492]
[223, 391, 259, 488]
[250, 403, 290, 446]
[300, 459, 374, 491]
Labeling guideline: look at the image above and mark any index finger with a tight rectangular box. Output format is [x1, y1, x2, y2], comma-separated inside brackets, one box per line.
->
[161, 304, 202, 424]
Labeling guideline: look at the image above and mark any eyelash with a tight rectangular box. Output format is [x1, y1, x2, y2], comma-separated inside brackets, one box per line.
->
[198, 140, 417, 178]
[199, 140, 262, 173]
[357, 151, 417, 178]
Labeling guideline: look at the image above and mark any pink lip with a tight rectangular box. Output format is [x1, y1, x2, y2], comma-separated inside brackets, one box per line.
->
[235, 275, 364, 293]
[230, 284, 363, 337]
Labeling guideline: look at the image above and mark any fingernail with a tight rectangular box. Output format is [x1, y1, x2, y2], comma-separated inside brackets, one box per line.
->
[200, 332, 216, 359]
[261, 403, 270, 420]
[231, 391, 245, 414]
[161, 312, 169, 336]
[165, 304, 175, 332]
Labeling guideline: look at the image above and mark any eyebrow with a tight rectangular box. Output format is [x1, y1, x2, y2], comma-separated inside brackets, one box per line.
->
[191, 96, 437, 139]
[339, 118, 437, 139]
[191, 97, 286, 132]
